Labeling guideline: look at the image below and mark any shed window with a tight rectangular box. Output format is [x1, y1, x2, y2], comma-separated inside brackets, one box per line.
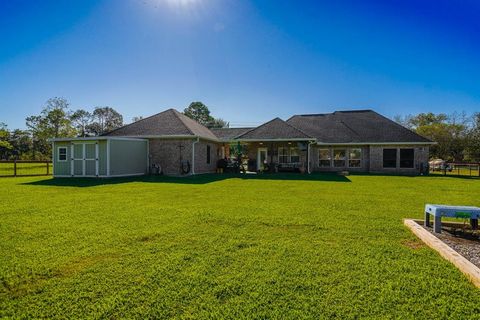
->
[58, 147, 67, 161]
[400, 149, 414, 168]
[333, 149, 346, 167]
[383, 149, 397, 168]
[319, 149, 331, 167]
[206, 145, 211, 164]
[348, 148, 362, 168]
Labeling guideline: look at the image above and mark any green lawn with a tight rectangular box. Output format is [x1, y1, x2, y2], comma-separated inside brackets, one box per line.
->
[1, 174, 480, 319]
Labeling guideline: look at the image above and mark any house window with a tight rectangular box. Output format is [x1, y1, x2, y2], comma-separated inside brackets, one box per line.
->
[318, 149, 331, 167]
[349, 148, 362, 168]
[400, 148, 414, 168]
[333, 149, 346, 167]
[58, 147, 67, 161]
[206, 145, 211, 164]
[383, 148, 397, 168]
[278, 147, 289, 163]
[290, 147, 300, 163]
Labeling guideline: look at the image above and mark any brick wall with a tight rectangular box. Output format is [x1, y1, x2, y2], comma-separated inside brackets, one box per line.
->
[369, 145, 429, 174]
[194, 140, 221, 174]
[148, 138, 193, 175]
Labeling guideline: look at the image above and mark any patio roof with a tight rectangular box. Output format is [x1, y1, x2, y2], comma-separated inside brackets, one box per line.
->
[235, 118, 313, 141]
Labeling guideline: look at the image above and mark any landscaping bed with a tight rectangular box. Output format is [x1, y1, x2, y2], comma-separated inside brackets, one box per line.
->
[421, 223, 480, 268]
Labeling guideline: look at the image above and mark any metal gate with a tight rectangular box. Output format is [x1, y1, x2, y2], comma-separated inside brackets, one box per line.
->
[71, 142, 99, 177]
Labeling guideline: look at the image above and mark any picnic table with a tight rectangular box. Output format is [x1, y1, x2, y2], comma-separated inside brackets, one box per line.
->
[424, 204, 480, 233]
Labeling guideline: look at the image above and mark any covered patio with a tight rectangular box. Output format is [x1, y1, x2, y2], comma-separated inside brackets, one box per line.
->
[225, 118, 316, 173]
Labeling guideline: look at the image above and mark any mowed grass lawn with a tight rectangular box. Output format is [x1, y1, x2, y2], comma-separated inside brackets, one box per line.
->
[1, 174, 480, 319]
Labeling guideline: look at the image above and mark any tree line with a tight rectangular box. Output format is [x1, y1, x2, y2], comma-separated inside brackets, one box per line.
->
[394, 111, 480, 162]
[0, 99, 227, 160]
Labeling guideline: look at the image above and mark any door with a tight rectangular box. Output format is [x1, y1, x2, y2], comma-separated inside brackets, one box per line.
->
[257, 148, 268, 171]
[72, 143, 84, 176]
[71, 142, 99, 176]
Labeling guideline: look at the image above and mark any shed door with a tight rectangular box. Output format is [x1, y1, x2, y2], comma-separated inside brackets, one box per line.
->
[72, 144, 84, 176]
[71, 142, 99, 176]
[85, 143, 97, 176]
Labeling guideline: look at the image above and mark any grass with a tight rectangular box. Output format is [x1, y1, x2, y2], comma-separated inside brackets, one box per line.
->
[0, 162, 52, 176]
[1, 173, 480, 319]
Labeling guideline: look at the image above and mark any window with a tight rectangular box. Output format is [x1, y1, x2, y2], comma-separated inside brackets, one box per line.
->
[278, 147, 289, 163]
[318, 149, 331, 167]
[349, 148, 362, 168]
[206, 145, 211, 164]
[400, 148, 414, 168]
[383, 148, 397, 168]
[58, 147, 67, 161]
[333, 149, 346, 167]
[290, 147, 300, 163]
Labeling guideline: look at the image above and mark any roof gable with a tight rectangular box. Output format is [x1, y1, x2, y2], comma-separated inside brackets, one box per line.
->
[103, 109, 218, 141]
[236, 118, 312, 140]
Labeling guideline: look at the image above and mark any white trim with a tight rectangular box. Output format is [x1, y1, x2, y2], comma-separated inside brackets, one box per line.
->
[347, 147, 362, 168]
[57, 146, 68, 162]
[82, 144, 86, 176]
[95, 143, 99, 176]
[106, 139, 111, 177]
[48, 137, 149, 142]
[70, 143, 74, 176]
[239, 138, 312, 142]
[257, 147, 268, 171]
[316, 142, 435, 146]
[108, 172, 145, 177]
[146, 139, 150, 173]
[192, 137, 199, 174]
[318, 148, 332, 168]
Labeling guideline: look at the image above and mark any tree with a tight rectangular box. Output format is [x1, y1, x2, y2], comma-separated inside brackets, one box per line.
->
[0, 123, 13, 159]
[9, 129, 32, 160]
[465, 112, 480, 162]
[183, 102, 229, 128]
[132, 116, 144, 122]
[209, 118, 229, 129]
[395, 112, 469, 161]
[70, 109, 93, 137]
[88, 107, 123, 135]
[183, 102, 214, 127]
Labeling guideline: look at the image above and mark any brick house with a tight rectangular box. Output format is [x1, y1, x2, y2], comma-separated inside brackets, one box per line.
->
[50, 108, 434, 177]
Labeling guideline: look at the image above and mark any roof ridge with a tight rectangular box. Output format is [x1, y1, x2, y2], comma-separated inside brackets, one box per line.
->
[170, 109, 195, 136]
[236, 117, 313, 139]
[369, 110, 433, 143]
[102, 108, 174, 136]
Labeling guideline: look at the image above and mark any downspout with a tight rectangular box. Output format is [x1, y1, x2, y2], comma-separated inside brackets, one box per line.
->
[191, 137, 199, 175]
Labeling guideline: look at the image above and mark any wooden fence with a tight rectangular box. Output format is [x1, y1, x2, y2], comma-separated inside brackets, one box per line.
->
[0, 160, 52, 177]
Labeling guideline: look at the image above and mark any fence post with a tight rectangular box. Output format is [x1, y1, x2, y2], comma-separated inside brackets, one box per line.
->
[46, 160, 50, 175]
[14, 159, 17, 177]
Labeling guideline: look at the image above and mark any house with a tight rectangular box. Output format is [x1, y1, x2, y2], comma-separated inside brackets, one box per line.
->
[50, 109, 434, 177]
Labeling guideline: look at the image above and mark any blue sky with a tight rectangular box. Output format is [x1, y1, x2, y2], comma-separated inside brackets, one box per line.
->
[1, 0, 479, 129]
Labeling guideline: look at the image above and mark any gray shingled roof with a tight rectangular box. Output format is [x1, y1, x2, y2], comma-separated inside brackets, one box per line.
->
[210, 127, 254, 141]
[103, 109, 218, 141]
[236, 118, 312, 140]
[287, 110, 432, 143]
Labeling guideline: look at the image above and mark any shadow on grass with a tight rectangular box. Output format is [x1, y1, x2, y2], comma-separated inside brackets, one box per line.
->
[22, 172, 351, 187]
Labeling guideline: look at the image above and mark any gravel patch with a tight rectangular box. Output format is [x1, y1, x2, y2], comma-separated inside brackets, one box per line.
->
[421, 223, 480, 268]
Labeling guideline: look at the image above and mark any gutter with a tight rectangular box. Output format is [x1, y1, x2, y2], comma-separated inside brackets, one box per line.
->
[315, 141, 437, 146]
[191, 137, 200, 175]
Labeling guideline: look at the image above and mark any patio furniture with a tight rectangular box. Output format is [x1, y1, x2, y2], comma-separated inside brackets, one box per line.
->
[424, 204, 480, 233]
